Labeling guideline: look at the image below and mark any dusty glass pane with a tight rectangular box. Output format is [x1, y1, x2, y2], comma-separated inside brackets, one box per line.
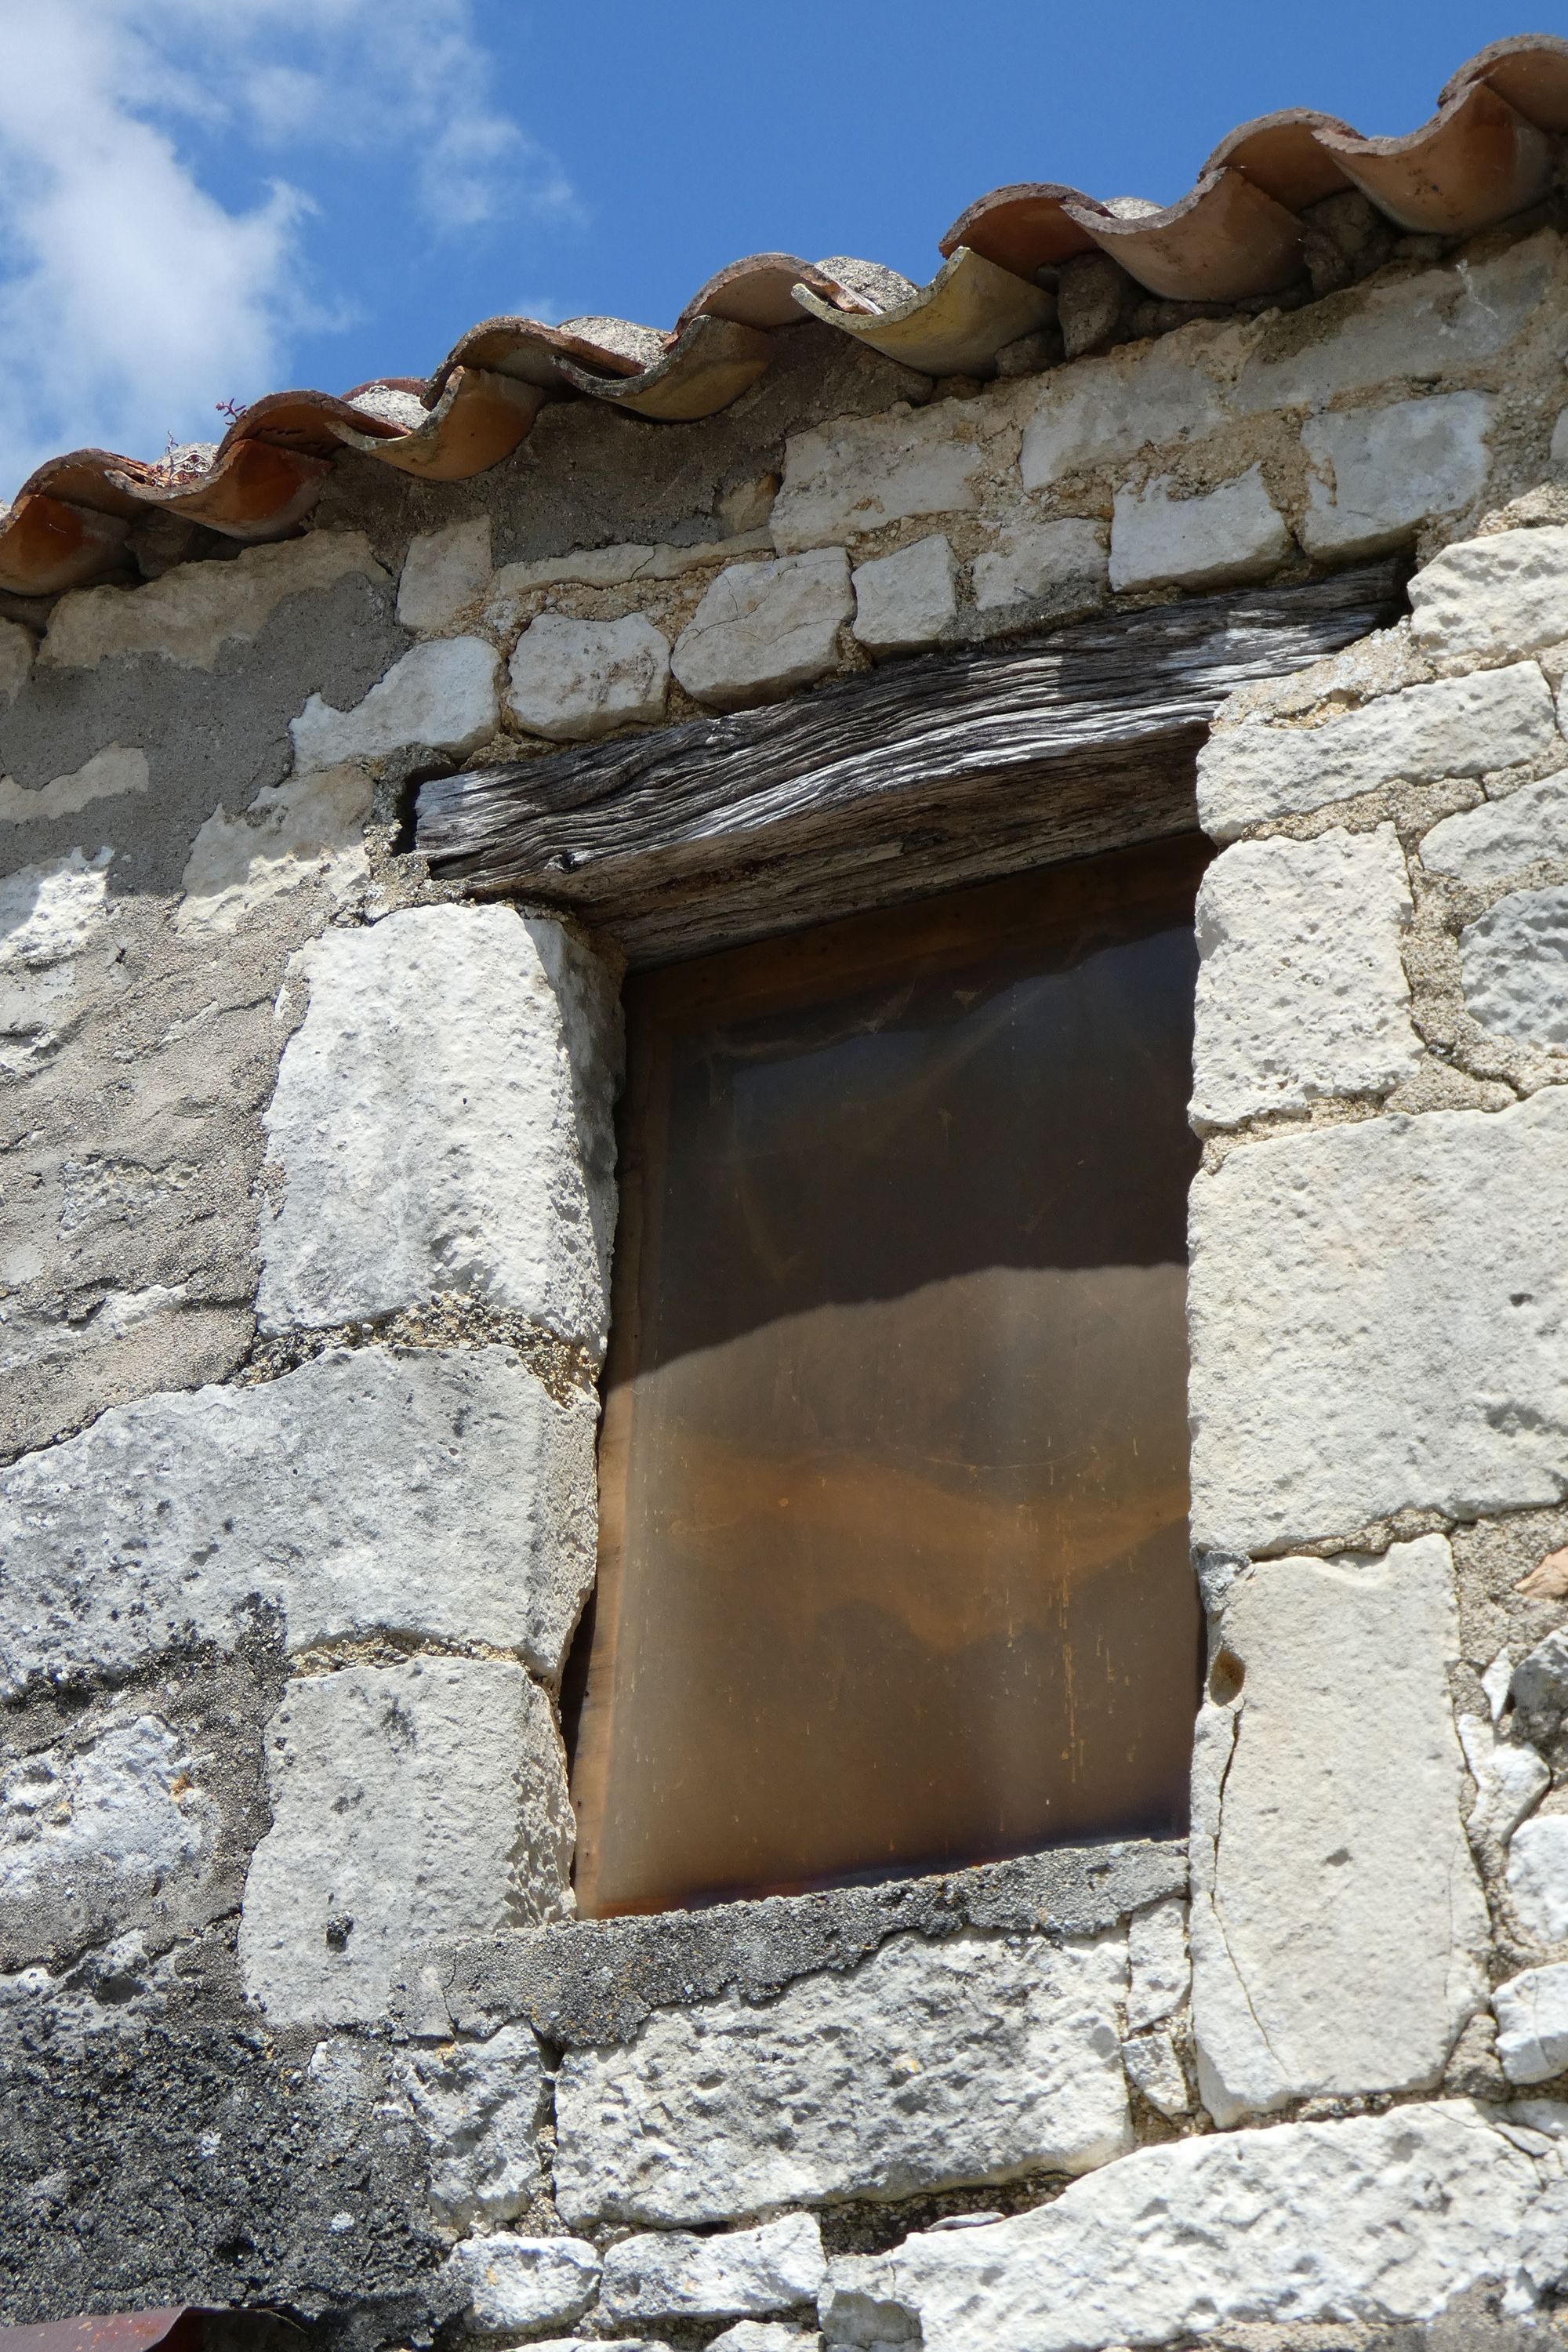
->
[569, 838, 1207, 1918]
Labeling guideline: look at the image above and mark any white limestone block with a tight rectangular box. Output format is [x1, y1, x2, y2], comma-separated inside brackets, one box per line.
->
[1122, 2030, 1189, 2119]
[1461, 886, 1568, 1047]
[0, 1715, 218, 1952]
[971, 519, 1107, 611]
[400, 2025, 547, 2223]
[397, 516, 492, 632]
[851, 535, 956, 651]
[1019, 332, 1228, 487]
[1109, 466, 1290, 595]
[0, 1345, 597, 1691]
[0, 845, 114, 1076]
[1457, 1715, 1549, 1849]
[772, 404, 990, 553]
[1509, 1817, 1568, 1945]
[1196, 662, 1559, 842]
[257, 905, 620, 1352]
[1189, 1090, 1568, 1553]
[507, 612, 670, 739]
[1189, 1538, 1486, 2127]
[818, 2103, 1552, 2352]
[290, 636, 501, 771]
[1192, 826, 1418, 1127]
[238, 1657, 572, 2027]
[553, 1927, 1131, 2227]
[1126, 1896, 1189, 2031]
[41, 533, 387, 670]
[601, 2215, 826, 2321]
[1513, 1631, 1568, 1717]
[177, 761, 370, 935]
[1421, 770, 1568, 884]
[670, 550, 851, 710]
[1410, 524, 1568, 669]
[445, 2233, 601, 2336]
[0, 745, 148, 828]
[1495, 1964, 1568, 2085]
[1300, 394, 1492, 560]
[708, 2328, 814, 2352]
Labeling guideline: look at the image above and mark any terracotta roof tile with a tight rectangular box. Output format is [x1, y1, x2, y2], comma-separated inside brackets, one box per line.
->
[3, 34, 1564, 599]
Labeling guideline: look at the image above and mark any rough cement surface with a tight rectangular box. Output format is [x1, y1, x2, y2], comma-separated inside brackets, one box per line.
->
[398, 2024, 548, 2224]
[600, 2215, 826, 2321]
[551, 1927, 1131, 2228]
[291, 637, 501, 771]
[1192, 825, 1419, 1127]
[238, 1657, 572, 2027]
[176, 760, 372, 938]
[257, 905, 622, 1350]
[432, 1838, 1187, 2046]
[818, 2103, 1559, 2352]
[39, 535, 388, 672]
[1189, 1090, 1568, 1554]
[1196, 662, 1560, 841]
[1189, 1537, 1486, 2126]
[444, 2234, 601, 2335]
[1461, 887, 1568, 1048]
[0, 1342, 597, 1691]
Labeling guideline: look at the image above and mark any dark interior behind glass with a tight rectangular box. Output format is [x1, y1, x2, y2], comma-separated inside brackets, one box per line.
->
[568, 836, 1208, 1918]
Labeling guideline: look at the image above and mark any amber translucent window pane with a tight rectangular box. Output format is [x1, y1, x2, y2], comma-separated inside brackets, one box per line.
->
[568, 837, 1207, 1918]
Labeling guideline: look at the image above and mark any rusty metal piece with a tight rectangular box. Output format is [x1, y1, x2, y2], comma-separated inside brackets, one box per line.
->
[790, 245, 1054, 378]
[938, 183, 1104, 275]
[331, 367, 550, 480]
[1201, 110, 1359, 212]
[1065, 168, 1304, 303]
[677, 253, 839, 332]
[1442, 33, 1568, 132]
[557, 314, 775, 420]
[107, 438, 329, 542]
[1322, 78, 1554, 236]
[0, 491, 132, 595]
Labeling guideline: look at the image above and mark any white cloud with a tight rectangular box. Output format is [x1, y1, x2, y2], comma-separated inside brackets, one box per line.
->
[0, 0, 575, 494]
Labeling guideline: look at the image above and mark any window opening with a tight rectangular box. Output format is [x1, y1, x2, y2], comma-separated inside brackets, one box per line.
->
[568, 835, 1207, 1918]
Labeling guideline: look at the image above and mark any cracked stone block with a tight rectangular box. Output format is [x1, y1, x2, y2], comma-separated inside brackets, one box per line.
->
[818, 2103, 1552, 2352]
[1300, 393, 1492, 561]
[39, 532, 387, 670]
[257, 903, 621, 1351]
[1494, 1963, 1568, 2084]
[445, 2233, 601, 2335]
[1508, 1817, 1568, 1945]
[1122, 2030, 1189, 2118]
[772, 404, 990, 553]
[1126, 1896, 1189, 2031]
[0, 1344, 597, 1693]
[176, 761, 371, 935]
[850, 535, 956, 652]
[290, 637, 501, 771]
[1457, 1715, 1549, 1849]
[1461, 886, 1568, 1047]
[1189, 1537, 1486, 2127]
[552, 1926, 1130, 2227]
[670, 550, 852, 710]
[1192, 825, 1419, 1128]
[1019, 335, 1227, 487]
[398, 2026, 549, 2223]
[0, 1715, 220, 1963]
[507, 612, 671, 740]
[1421, 770, 1568, 884]
[1109, 466, 1290, 595]
[1410, 524, 1568, 669]
[238, 1657, 572, 2027]
[397, 517, 492, 632]
[1189, 1089, 1568, 1553]
[601, 2215, 826, 2322]
[971, 519, 1105, 612]
[1196, 662, 1559, 842]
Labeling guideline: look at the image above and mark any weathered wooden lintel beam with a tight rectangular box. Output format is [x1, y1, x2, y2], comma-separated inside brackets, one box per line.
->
[415, 561, 1406, 963]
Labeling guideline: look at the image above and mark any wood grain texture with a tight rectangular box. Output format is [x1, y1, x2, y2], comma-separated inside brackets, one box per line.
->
[416, 561, 1405, 963]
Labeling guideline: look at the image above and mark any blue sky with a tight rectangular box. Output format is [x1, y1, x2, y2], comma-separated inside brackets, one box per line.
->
[0, 2, 1553, 493]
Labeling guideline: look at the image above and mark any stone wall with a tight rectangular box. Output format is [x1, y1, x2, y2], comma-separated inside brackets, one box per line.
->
[6, 215, 1568, 2348]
